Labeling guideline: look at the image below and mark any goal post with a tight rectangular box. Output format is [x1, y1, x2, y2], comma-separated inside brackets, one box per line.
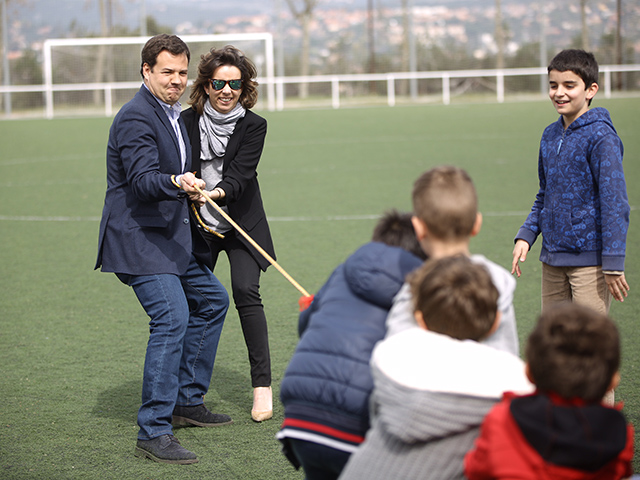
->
[43, 33, 275, 118]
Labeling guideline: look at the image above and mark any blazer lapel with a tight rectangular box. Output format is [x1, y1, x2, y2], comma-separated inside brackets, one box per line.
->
[140, 86, 185, 172]
[223, 115, 246, 169]
[178, 117, 191, 173]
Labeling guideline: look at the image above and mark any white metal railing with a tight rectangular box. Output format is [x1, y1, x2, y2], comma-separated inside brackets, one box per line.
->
[268, 65, 640, 109]
[1, 64, 639, 118]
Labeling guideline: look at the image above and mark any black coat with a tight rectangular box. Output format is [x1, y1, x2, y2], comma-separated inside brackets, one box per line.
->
[181, 107, 275, 271]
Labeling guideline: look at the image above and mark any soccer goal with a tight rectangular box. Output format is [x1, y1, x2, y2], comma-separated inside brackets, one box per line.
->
[42, 33, 275, 118]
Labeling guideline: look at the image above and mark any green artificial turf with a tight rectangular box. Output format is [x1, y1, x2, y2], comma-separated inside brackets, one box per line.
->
[1, 97, 639, 478]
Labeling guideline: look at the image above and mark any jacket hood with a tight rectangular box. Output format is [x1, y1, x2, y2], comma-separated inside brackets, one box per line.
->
[511, 394, 629, 471]
[370, 329, 532, 444]
[374, 378, 497, 444]
[343, 242, 422, 310]
[564, 106, 617, 133]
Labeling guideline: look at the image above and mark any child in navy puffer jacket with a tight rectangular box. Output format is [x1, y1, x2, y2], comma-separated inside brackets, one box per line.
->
[277, 210, 426, 480]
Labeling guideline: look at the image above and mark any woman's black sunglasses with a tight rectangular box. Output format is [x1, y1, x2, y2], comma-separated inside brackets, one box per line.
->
[210, 79, 242, 91]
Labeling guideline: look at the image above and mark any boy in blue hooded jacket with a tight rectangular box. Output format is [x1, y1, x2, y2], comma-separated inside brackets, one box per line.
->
[512, 49, 630, 314]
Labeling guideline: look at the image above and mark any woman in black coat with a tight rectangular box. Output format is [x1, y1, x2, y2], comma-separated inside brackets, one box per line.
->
[181, 45, 275, 422]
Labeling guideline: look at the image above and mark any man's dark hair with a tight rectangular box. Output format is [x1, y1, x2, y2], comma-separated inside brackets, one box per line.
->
[526, 302, 620, 403]
[140, 34, 190, 78]
[372, 209, 426, 260]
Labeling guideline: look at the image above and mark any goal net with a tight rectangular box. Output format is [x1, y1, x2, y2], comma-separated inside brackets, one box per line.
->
[43, 33, 275, 118]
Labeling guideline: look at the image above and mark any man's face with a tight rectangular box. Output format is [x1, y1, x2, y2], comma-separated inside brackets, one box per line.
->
[142, 50, 189, 106]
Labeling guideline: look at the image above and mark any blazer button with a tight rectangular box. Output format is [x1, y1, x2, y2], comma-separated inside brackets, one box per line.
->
[183, 218, 189, 224]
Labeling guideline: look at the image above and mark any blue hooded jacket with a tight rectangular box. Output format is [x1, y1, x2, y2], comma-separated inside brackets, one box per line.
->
[279, 242, 423, 450]
[516, 107, 629, 271]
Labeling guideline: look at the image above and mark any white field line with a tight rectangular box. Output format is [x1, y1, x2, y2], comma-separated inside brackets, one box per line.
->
[0, 211, 528, 223]
[0, 207, 635, 223]
[0, 153, 103, 167]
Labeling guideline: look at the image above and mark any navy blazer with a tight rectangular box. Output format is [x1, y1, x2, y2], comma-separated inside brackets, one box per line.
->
[96, 86, 210, 275]
[181, 107, 275, 271]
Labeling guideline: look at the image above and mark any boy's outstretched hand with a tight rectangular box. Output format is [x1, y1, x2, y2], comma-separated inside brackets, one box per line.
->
[605, 273, 630, 302]
[511, 239, 530, 277]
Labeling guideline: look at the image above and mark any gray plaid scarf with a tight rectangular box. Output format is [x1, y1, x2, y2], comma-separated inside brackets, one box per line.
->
[198, 101, 246, 160]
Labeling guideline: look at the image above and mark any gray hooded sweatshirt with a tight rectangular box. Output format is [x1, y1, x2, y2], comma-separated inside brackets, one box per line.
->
[339, 328, 533, 480]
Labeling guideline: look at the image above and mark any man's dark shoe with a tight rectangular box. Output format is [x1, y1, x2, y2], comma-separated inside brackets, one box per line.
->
[134, 434, 198, 465]
[172, 403, 233, 427]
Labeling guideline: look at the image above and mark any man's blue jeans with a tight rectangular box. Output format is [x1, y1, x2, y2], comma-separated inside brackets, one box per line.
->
[118, 256, 229, 440]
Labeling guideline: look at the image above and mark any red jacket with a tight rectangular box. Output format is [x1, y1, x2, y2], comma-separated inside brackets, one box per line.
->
[464, 392, 634, 480]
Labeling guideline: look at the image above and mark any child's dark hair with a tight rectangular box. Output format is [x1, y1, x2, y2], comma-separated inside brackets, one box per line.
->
[372, 209, 427, 260]
[408, 255, 498, 341]
[526, 302, 620, 403]
[548, 49, 599, 105]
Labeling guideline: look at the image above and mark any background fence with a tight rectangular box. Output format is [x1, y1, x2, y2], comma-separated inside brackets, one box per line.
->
[3, 0, 640, 119]
[1, 63, 640, 119]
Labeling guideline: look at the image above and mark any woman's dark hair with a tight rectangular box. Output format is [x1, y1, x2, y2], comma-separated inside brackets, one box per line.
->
[188, 45, 259, 114]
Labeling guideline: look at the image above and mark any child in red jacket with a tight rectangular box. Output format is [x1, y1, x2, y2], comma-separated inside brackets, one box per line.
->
[464, 302, 633, 480]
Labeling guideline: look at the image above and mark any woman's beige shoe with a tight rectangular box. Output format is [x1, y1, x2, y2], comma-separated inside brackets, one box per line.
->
[251, 386, 273, 422]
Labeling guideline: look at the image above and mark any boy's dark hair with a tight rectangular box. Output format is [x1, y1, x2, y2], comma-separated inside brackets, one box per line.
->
[140, 34, 190, 78]
[408, 255, 498, 341]
[412, 166, 478, 241]
[372, 209, 427, 260]
[548, 49, 599, 105]
[526, 302, 620, 403]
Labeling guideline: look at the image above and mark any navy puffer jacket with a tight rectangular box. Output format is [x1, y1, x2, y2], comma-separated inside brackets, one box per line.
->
[280, 242, 423, 440]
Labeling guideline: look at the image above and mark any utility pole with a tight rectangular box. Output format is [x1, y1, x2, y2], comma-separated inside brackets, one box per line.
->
[367, 0, 376, 93]
[408, 0, 417, 99]
[276, 0, 284, 78]
[539, 5, 548, 96]
[2, 0, 11, 115]
[615, 0, 622, 89]
[401, 0, 417, 99]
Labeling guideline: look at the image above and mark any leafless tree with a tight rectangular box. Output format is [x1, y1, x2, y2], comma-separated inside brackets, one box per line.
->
[581, 0, 589, 50]
[367, 0, 375, 74]
[92, 0, 114, 103]
[615, 0, 622, 88]
[285, 0, 319, 99]
[399, 0, 410, 95]
[2, 0, 28, 113]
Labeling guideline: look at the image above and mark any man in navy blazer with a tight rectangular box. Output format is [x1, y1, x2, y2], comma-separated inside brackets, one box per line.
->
[95, 34, 231, 465]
